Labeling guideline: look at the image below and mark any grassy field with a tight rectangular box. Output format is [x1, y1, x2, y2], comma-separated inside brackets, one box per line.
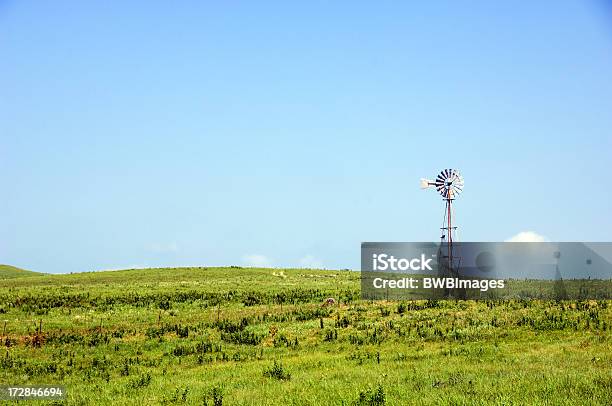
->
[0, 267, 610, 405]
[0, 264, 41, 279]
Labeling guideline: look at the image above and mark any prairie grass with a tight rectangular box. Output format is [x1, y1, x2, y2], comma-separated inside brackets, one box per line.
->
[0, 267, 609, 405]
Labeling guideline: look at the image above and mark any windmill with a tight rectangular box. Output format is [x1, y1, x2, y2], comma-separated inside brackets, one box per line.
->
[420, 169, 464, 276]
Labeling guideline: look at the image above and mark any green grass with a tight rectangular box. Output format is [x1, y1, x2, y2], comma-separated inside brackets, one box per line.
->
[0, 267, 610, 405]
[0, 264, 41, 279]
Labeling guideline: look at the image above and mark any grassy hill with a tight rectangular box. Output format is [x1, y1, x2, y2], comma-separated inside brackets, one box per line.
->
[0, 264, 41, 279]
[0, 267, 609, 405]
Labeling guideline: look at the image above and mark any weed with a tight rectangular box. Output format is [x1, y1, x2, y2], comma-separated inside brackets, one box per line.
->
[353, 384, 385, 405]
[263, 361, 291, 381]
[127, 373, 151, 389]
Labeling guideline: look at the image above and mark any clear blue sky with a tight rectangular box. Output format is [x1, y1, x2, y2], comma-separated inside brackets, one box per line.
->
[2, 1, 612, 273]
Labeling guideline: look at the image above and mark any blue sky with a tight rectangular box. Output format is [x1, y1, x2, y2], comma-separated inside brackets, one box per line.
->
[1, 1, 612, 273]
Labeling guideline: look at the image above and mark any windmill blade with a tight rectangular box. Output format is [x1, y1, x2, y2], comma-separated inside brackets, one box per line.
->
[422, 169, 464, 199]
[451, 171, 463, 186]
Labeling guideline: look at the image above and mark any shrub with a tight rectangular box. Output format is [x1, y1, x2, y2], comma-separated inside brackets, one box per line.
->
[294, 307, 331, 321]
[324, 329, 338, 341]
[214, 318, 249, 333]
[336, 315, 350, 328]
[204, 386, 223, 406]
[175, 324, 189, 338]
[353, 384, 385, 405]
[243, 293, 264, 306]
[263, 361, 291, 380]
[120, 360, 129, 376]
[221, 330, 262, 345]
[172, 345, 191, 356]
[273, 333, 299, 348]
[127, 373, 151, 389]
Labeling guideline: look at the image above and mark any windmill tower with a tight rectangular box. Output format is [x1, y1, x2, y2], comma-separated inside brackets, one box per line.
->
[420, 169, 464, 277]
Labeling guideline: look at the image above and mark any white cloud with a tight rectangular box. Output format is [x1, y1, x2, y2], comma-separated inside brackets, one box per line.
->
[95, 264, 149, 272]
[298, 255, 324, 269]
[242, 254, 273, 267]
[149, 242, 179, 253]
[505, 231, 549, 242]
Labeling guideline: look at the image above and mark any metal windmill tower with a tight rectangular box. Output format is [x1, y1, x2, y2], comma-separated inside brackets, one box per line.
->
[420, 169, 464, 275]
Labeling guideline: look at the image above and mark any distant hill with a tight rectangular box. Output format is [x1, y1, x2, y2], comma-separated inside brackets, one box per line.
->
[0, 264, 42, 279]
